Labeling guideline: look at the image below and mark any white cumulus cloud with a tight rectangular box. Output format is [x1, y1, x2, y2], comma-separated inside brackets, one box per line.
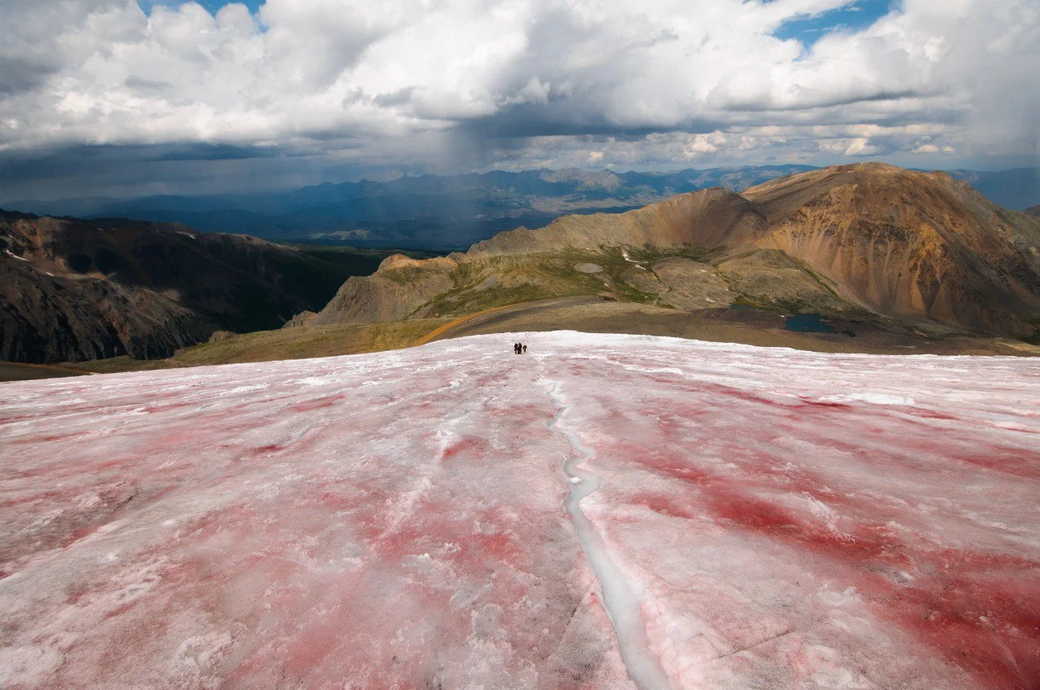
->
[0, 0, 1035, 192]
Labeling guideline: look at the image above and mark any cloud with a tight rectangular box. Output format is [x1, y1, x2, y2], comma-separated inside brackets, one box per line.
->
[843, 138, 880, 156]
[0, 0, 1036, 197]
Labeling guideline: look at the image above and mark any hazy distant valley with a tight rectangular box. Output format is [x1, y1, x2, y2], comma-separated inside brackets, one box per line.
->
[7, 165, 1038, 251]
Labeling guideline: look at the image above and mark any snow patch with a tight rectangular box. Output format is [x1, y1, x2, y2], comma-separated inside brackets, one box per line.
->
[0, 645, 65, 686]
[816, 392, 916, 406]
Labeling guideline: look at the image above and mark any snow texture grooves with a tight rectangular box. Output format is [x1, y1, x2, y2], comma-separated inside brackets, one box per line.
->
[539, 369, 674, 690]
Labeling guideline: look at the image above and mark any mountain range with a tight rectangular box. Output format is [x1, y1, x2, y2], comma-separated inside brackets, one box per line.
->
[4, 163, 1039, 367]
[310, 163, 1040, 342]
[6, 165, 1037, 250]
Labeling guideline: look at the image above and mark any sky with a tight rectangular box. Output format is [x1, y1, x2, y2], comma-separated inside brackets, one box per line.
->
[772, 0, 891, 45]
[0, 0, 1037, 201]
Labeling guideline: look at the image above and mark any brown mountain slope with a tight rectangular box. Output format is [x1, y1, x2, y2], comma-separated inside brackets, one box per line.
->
[469, 187, 766, 255]
[311, 255, 459, 326]
[0, 212, 356, 362]
[743, 163, 1040, 335]
[307, 163, 1040, 341]
[2, 254, 209, 362]
[1026, 205, 1040, 217]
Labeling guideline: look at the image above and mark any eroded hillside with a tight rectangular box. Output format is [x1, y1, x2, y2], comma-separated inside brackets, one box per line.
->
[744, 164, 1040, 335]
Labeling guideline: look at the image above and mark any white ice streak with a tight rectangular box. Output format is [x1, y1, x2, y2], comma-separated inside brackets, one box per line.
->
[542, 374, 673, 690]
[817, 392, 916, 406]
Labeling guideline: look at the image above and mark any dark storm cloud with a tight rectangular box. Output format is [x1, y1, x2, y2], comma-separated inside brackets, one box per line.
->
[0, 144, 344, 202]
[373, 88, 416, 108]
[457, 107, 685, 140]
[0, 56, 55, 96]
[0, 143, 278, 176]
[152, 143, 281, 162]
[721, 89, 927, 113]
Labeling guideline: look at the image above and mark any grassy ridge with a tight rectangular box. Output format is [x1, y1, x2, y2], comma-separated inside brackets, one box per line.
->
[412, 246, 721, 318]
[401, 244, 863, 321]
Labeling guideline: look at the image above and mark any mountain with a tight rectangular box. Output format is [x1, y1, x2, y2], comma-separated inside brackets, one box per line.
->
[743, 165, 1040, 336]
[3, 332, 1039, 687]
[1026, 205, 1040, 217]
[311, 163, 1040, 340]
[0, 166, 820, 248]
[0, 211, 359, 362]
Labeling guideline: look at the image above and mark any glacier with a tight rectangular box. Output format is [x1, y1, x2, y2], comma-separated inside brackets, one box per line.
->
[1, 332, 1038, 689]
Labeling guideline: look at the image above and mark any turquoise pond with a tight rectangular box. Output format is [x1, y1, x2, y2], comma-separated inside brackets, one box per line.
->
[784, 314, 835, 333]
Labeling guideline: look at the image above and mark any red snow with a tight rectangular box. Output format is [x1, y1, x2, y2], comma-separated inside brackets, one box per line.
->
[1, 332, 1038, 689]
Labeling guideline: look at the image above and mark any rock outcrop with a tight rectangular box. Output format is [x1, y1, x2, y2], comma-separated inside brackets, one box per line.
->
[311, 255, 458, 326]
[282, 311, 318, 329]
[621, 257, 737, 311]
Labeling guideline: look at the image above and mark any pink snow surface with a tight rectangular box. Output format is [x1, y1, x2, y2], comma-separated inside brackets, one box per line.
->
[1, 332, 1039, 689]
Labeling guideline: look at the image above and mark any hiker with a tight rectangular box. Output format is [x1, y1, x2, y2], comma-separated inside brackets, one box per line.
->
[522, 343, 527, 354]
[513, 342, 520, 355]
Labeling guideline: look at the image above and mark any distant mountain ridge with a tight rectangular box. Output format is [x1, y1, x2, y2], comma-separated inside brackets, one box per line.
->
[945, 168, 1039, 212]
[6, 165, 1034, 250]
[0, 212, 359, 362]
[2, 166, 815, 248]
[311, 163, 1040, 340]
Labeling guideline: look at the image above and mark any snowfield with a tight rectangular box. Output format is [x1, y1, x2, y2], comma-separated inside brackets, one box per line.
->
[1, 332, 1039, 689]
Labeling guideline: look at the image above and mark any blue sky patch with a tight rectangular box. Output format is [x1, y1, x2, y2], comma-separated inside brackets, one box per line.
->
[773, 0, 895, 46]
[138, 1, 265, 16]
